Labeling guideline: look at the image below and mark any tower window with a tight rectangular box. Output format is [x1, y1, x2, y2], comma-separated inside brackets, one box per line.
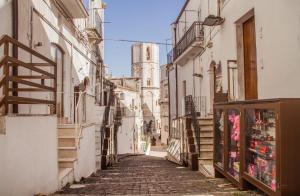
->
[147, 78, 151, 86]
[146, 47, 151, 60]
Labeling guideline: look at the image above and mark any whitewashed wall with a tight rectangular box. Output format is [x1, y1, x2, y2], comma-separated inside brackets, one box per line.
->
[0, 116, 58, 196]
[13, 0, 99, 117]
[0, 0, 12, 36]
[115, 85, 143, 154]
[173, 0, 300, 117]
[74, 124, 96, 181]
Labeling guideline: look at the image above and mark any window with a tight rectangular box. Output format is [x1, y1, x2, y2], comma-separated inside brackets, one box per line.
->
[182, 80, 186, 98]
[147, 78, 151, 86]
[146, 47, 151, 60]
[120, 92, 125, 100]
[132, 99, 135, 109]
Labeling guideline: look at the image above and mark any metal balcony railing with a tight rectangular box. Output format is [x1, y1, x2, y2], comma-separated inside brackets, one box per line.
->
[167, 50, 174, 64]
[185, 95, 207, 117]
[172, 22, 204, 63]
[86, 9, 103, 42]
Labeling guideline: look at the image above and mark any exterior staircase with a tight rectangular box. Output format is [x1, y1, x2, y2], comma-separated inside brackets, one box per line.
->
[185, 118, 199, 171]
[198, 115, 214, 177]
[57, 123, 80, 188]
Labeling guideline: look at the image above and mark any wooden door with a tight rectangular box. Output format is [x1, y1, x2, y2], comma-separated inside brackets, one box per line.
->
[243, 16, 258, 100]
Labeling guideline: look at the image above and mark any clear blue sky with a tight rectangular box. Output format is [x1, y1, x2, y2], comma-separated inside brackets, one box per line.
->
[103, 0, 185, 77]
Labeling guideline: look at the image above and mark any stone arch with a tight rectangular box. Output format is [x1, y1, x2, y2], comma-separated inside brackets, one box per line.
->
[208, 60, 216, 113]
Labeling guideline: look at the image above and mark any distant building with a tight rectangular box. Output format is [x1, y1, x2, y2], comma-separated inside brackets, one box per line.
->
[110, 77, 144, 154]
[131, 43, 161, 136]
[159, 64, 169, 145]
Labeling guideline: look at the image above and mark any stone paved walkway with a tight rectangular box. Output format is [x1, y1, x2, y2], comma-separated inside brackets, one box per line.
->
[55, 155, 260, 196]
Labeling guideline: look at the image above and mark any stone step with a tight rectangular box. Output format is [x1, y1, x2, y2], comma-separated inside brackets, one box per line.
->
[200, 138, 213, 143]
[59, 158, 77, 168]
[59, 168, 74, 188]
[198, 158, 213, 165]
[200, 126, 213, 131]
[200, 143, 213, 150]
[200, 148, 213, 152]
[58, 137, 77, 148]
[199, 125, 213, 130]
[58, 147, 77, 159]
[200, 132, 213, 138]
[198, 120, 213, 126]
[199, 151, 213, 159]
[58, 128, 78, 137]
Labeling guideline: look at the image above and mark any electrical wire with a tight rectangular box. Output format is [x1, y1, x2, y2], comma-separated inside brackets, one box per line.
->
[104, 38, 173, 46]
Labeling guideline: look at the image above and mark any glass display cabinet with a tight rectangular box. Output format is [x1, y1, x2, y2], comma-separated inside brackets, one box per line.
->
[213, 105, 245, 189]
[214, 108, 225, 169]
[214, 99, 300, 196]
[227, 108, 241, 181]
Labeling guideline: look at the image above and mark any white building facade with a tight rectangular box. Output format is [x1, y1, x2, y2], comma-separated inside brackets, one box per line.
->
[110, 77, 144, 154]
[159, 64, 169, 146]
[0, 1, 117, 195]
[167, 0, 300, 175]
[131, 43, 161, 135]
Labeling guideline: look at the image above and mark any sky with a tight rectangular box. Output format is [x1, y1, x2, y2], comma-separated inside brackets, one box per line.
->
[103, 0, 185, 77]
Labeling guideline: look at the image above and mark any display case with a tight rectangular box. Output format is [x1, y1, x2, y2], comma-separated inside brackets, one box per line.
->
[214, 99, 300, 196]
[214, 108, 225, 169]
[227, 108, 241, 181]
[213, 105, 245, 189]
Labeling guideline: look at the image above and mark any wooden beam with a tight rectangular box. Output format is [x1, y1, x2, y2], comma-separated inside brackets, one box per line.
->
[0, 56, 8, 68]
[7, 96, 55, 105]
[8, 88, 50, 92]
[8, 76, 55, 91]
[0, 95, 5, 107]
[14, 75, 52, 80]
[0, 75, 5, 88]
[4, 36, 56, 65]
[28, 63, 54, 67]
[7, 57, 55, 79]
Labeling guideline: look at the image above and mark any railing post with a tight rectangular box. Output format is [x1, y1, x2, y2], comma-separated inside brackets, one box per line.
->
[3, 41, 9, 114]
[53, 62, 57, 115]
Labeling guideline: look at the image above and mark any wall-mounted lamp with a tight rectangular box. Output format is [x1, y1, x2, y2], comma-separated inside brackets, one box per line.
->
[34, 42, 43, 48]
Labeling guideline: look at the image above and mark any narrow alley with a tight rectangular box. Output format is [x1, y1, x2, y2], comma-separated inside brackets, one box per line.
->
[55, 155, 258, 196]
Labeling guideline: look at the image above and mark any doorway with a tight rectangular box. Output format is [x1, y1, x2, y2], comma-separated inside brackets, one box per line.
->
[236, 9, 258, 100]
[243, 16, 257, 100]
[51, 43, 65, 117]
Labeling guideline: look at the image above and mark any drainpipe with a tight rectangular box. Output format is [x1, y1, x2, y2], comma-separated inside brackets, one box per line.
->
[167, 66, 171, 143]
[12, 0, 18, 113]
[217, 0, 221, 16]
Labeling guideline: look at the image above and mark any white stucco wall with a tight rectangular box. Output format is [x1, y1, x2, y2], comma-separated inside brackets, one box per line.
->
[117, 117, 136, 154]
[0, 0, 12, 36]
[0, 116, 58, 196]
[74, 124, 96, 181]
[12, 0, 101, 117]
[114, 83, 143, 154]
[173, 0, 300, 117]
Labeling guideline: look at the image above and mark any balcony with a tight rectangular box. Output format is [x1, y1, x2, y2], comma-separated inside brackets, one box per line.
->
[184, 95, 207, 117]
[172, 22, 205, 65]
[56, 0, 88, 18]
[85, 9, 103, 44]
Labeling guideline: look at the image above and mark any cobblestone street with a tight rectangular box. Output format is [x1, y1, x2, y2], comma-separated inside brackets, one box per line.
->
[55, 155, 259, 196]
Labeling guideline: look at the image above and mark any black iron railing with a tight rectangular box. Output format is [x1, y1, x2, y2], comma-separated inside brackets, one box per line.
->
[185, 95, 201, 155]
[173, 22, 204, 62]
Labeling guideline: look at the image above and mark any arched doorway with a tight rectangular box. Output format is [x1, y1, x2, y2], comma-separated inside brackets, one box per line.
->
[51, 43, 65, 118]
[208, 60, 216, 113]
